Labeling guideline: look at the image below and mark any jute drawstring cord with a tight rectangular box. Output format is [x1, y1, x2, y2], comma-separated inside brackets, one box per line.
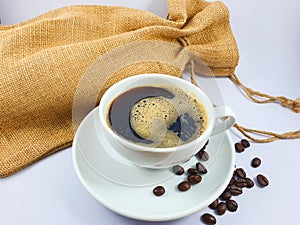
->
[229, 73, 300, 113]
[233, 124, 300, 143]
[189, 61, 300, 143]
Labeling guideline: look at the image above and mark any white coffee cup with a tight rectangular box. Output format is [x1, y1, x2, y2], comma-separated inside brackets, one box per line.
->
[98, 74, 236, 169]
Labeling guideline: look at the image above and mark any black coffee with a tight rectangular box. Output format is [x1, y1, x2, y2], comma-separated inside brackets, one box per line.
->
[107, 84, 207, 148]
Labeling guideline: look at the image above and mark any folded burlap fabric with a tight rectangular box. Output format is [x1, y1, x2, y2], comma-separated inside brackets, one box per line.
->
[1, 0, 298, 178]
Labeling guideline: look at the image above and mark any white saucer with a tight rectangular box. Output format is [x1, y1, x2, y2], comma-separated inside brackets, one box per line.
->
[72, 108, 235, 221]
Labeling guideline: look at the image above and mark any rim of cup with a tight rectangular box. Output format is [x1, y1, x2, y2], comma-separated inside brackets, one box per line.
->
[98, 74, 214, 153]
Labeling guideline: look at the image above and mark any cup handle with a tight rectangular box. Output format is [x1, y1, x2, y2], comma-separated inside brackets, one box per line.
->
[211, 106, 236, 136]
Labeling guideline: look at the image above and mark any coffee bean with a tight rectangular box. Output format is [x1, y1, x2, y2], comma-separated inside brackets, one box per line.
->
[235, 178, 248, 188]
[187, 168, 198, 175]
[233, 170, 236, 177]
[216, 202, 227, 215]
[196, 162, 207, 174]
[204, 140, 209, 147]
[235, 142, 245, 153]
[153, 186, 165, 196]
[257, 174, 269, 187]
[229, 176, 235, 185]
[201, 213, 216, 225]
[208, 199, 219, 210]
[251, 157, 261, 168]
[177, 181, 191, 191]
[188, 174, 202, 184]
[195, 140, 209, 155]
[172, 165, 184, 175]
[235, 168, 246, 178]
[195, 149, 204, 157]
[224, 186, 231, 193]
[230, 186, 243, 196]
[246, 178, 254, 188]
[220, 190, 231, 200]
[225, 185, 231, 191]
[196, 150, 209, 161]
[201, 140, 209, 150]
[241, 139, 250, 148]
[226, 199, 238, 212]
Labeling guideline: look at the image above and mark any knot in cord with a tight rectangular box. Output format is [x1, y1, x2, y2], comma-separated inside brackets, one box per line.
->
[280, 97, 300, 113]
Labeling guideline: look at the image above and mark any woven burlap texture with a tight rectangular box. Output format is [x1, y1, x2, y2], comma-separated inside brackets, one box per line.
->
[0, 0, 239, 177]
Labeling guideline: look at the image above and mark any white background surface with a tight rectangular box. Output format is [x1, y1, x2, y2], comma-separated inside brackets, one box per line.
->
[0, 0, 299, 225]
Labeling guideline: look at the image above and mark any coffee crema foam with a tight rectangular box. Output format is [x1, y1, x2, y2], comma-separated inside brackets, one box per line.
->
[129, 85, 207, 147]
[107, 84, 208, 148]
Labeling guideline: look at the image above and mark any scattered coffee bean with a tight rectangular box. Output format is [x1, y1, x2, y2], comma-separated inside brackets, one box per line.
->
[195, 140, 209, 155]
[224, 185, 231, 192]
[196, 162, 207, 174]
[172, 165, 184, 175]
[235, 168, 246, 178]
[235, 178, 248, 188]
[201, 213, 216, 225]
[241, 139, 250, 148]
[246, 177, 254, 188]
[208, 199, 219, 210]
[220, 190, 231, 200]
[187, 168, 198, 175]
[153, 186, 165, 196]
[251, 157, 261, 168]
[233, 169, 236, 177]
[196, 150, 209, 161]
[229, 176, 235, 186]
[216, 202, 227, 215]
[230, 186, 243, 196]
[188, 174, 202, 184]
[202, 140, 209, 150]
[226, 199, 238, 212]
[178, 181, 191, 191]
[151, 138, 270, 224]
[235, 142, 245, 153]
[195, 148, 205, 156]
[204, 140, 209, 147]
[256, 174, 269, 187]
[195, 138, 269, 223]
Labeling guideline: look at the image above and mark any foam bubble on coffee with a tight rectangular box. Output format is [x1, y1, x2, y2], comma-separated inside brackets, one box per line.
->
[130, 97, 178, 139]
[129, 85, 207, 148]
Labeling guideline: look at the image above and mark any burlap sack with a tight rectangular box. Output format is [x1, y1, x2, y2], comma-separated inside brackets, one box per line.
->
[0, 0, 240, 177]
[1, 0, 298, 178]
